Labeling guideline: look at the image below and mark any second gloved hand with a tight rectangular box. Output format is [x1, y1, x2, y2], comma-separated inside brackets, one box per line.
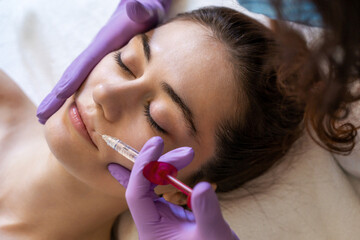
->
[108, 137, 239, 240]
[36, 0, 172, 124]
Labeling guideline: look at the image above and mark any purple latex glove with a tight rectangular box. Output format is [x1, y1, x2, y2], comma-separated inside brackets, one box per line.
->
[108, 137, 239, 240]
[37, 0, 172, 124]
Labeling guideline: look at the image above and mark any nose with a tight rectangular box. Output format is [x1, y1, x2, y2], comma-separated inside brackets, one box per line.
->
[93, 80, 150, 122]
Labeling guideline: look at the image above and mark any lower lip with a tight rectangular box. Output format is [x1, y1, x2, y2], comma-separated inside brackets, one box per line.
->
[69, 103, 94, 145]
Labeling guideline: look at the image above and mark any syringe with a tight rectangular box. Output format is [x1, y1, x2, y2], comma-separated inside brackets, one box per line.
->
[101, 134, 138, 163]
[100, 134, 193, 209]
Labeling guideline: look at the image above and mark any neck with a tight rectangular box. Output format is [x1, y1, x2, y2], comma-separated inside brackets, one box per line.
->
[0, 125, 127, 240]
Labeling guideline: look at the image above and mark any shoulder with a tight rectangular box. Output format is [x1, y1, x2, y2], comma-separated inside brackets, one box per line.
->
[0, 70, 32, 106]
[114, 211, 138, 240]
[0, 69, 36, 122]
[0, 69, 41, 164]
[0, 69, 38, 151]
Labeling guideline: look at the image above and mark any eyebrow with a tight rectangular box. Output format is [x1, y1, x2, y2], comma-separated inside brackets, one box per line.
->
[161, 82, 197, 136]
[141, 33, 151, 62]
[140, 33, 197, 136]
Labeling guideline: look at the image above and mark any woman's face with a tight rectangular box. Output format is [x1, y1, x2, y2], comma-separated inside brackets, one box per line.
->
[45, 20, 236, 198]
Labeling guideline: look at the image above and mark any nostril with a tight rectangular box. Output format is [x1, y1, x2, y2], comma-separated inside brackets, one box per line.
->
[92, 84, 107, 105]
[92, 83, 123, 122]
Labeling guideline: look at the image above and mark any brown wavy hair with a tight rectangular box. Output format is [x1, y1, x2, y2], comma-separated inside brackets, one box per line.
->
[271, 0, 360, 154]
[169, 7, 306, 192]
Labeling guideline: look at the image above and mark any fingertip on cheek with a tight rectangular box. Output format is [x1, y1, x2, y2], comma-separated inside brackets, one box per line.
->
[139, 136, 164, 155]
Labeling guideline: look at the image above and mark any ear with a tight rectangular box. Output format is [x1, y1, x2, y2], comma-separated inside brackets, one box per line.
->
[162, 183, 218, 206]
[209, 183, 217, 191]
[162, 190, 188, 206]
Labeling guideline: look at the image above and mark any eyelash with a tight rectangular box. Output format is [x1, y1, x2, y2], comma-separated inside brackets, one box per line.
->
[114, 51, 136, 78]
[144, 103, 166, 134]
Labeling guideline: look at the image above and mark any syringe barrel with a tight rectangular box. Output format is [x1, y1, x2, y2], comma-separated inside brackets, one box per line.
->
[102, 135, 138, 163]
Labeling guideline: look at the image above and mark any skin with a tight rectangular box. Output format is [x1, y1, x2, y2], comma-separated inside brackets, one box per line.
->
[0, 20, 236, 239]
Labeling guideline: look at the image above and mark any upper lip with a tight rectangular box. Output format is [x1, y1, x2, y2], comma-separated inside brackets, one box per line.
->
[75, 101, 98, 149]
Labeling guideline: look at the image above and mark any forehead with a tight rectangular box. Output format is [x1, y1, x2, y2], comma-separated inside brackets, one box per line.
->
[149, 20, 236, 146]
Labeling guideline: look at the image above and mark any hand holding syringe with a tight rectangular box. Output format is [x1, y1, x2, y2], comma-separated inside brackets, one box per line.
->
[100, 134, 193, 209]
[106, 135, 239, 240]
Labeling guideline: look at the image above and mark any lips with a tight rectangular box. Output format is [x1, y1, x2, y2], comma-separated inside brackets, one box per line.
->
[69, 102, 97, 147]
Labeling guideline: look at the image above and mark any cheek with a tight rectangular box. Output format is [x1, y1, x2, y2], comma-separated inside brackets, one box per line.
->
[44, 100, 127, 198]
[44, 100, 73, 162]
[44, 98, 91, 165]
[44, 101, 92, 182]
[77, 53, 119, 92]
[108, 114, 155, 152]
[153, 132, 216, 195]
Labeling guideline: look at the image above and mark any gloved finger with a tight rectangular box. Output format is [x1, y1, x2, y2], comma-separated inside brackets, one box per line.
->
[55, 13, 150, 98]
[126, 0, 154, 23]
[155, 197, 195, 222]
[126, 136, 164, 224]
[107, 163, 131, 188]
[37, 47, 105, 123]
[55, 47, 106, 98]
[192, 182, 237, 240]
[158, 146, 194, 170]
[36, 92, 66, 123]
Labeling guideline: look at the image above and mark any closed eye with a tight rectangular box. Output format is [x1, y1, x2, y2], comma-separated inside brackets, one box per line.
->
[144, 103, 167, 134]
[114, 51, 136, 78]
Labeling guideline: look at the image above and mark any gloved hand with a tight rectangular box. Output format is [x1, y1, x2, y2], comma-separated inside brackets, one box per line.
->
[108, 137, 239, 240]
[37, 0, 172, 124]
